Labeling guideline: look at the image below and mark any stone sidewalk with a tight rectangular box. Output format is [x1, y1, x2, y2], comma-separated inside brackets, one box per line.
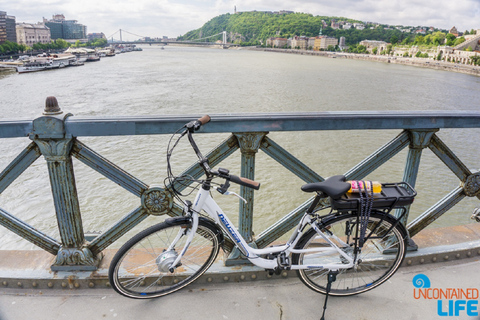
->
[1, 223, 480, 319]
[0, 257, 479, 320]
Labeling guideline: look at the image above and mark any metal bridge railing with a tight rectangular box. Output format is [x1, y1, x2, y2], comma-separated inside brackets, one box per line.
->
[0, 96, 479, 270]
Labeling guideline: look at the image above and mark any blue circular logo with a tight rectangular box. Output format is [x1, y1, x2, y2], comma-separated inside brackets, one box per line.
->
[412, 274, 431, 288]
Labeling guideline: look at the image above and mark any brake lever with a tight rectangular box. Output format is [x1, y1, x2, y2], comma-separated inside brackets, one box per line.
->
[213, 186, 247, 204]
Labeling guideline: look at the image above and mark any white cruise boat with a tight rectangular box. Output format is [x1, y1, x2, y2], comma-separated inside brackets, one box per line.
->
[16, 59, 56, 73]
[51, 54, 78, 68]
[64, 48, 90, 62]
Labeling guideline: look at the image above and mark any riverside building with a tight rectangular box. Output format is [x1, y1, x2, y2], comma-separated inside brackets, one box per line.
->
[16, 23, 51, 46]
[313, 36, 339, 50]
[43, 14, 87, 42]
[0, 11, 17, 44]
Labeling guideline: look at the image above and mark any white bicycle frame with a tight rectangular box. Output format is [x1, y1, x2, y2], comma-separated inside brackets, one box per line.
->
[168, 187, 356, 272]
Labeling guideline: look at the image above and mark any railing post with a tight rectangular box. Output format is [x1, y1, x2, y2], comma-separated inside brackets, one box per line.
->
[398, 129, 438, 248]
[234, 132, 266, 242]
[30, 97, 101, 271]
[225, 132, 266, 265]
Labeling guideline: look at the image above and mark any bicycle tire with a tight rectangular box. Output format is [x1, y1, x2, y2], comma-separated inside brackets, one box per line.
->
[109, 217, 222, 299]
[292, 211, 407, 296]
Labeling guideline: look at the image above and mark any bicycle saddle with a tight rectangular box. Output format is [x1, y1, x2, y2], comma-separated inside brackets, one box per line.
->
[301, 175, 351, 199]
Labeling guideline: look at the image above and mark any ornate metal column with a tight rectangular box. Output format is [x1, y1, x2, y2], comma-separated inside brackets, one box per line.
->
[234, 132, 266, 242]
[30, 97, 101, 271]
[398, 129, 438, 249]
[225, 132, 266, 265]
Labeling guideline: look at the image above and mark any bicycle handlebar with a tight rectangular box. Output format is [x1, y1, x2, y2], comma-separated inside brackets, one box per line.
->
[229, 174, 261, 190]
[183, 116, 260, 191]
[197, 115, 211, 126]
[186, 115, 211, 132]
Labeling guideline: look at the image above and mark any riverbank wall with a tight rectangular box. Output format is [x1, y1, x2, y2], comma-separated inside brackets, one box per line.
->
[247, 47, 480, 78]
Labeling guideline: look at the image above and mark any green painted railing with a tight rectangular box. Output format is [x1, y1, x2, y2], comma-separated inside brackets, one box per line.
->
[0, 97, 479, 270]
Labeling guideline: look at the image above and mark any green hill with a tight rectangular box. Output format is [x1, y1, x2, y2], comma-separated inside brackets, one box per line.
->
[178, 12, 424, 46]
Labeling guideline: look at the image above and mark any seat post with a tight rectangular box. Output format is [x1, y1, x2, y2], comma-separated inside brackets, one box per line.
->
[306, 193, 325, 214]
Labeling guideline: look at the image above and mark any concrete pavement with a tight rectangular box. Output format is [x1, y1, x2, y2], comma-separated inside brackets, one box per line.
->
[1, 257, 479, 320]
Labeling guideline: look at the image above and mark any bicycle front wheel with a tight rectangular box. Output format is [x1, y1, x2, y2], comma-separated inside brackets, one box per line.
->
[293, 211, 407, 296]
[109, 217, 221, 299]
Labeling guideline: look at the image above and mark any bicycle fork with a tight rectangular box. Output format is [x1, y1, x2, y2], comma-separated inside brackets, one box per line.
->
[162, 202, 200, 273]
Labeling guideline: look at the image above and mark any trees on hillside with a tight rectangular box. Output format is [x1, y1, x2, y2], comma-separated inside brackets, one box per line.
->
[178, 12, 409, 46]
[177, 12, 471, 51]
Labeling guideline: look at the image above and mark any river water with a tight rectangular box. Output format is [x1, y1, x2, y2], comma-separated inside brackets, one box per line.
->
[0, 45, 479, 250]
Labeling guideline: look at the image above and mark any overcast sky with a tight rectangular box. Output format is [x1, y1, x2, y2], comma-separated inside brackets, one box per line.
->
[3, 0, 480, 40]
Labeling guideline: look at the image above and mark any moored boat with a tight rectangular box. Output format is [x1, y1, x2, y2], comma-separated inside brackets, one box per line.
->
[16, 59, 56, 73]
[64, 47, 100, 62]
[0, 61, 23, 70]
[51, 54, 77, 68]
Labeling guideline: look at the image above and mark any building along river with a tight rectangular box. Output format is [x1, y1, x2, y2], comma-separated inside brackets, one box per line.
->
[0, 45, 479, 250]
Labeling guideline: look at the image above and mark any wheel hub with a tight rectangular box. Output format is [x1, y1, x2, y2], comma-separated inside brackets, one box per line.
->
[156, 250, 178, 272]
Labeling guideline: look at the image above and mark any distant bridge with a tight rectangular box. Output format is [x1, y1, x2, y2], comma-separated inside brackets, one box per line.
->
[107, 29, 239, 47]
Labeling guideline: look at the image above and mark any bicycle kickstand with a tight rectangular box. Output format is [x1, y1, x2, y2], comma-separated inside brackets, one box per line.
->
[320, 270, 338, 320]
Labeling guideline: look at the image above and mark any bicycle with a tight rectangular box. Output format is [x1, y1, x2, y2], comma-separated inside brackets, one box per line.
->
[108, 116, 416, 307]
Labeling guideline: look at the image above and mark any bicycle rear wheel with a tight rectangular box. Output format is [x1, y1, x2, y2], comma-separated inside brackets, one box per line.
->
[109, 217, 221, 299]
[293, 211, 407, 296]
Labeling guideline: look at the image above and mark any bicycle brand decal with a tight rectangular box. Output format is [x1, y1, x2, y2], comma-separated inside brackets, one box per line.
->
[412, 274, 479, 317]
[218, 212, 249, 256]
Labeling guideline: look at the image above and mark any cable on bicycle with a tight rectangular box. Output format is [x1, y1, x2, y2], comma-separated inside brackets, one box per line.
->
[165, 116, 213, 210]
[165, 126, 202, 206]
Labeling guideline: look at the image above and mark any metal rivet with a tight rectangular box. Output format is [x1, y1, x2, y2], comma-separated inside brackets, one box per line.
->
[32, 282, 38, 287]
[251, 274, 257, 280]
[74, 282, 80, 288]
[467, 251, 472, 257]
[420, 258, 425, 264]
[407, 260, 412, 265]
[140, 281, 145, 286]
[2, 281, 7, 286]
[207, 277, 212, 282]
[223, 276, 229, 282]
[240, 275, 245, 281]
[282, 271, 288, 277]
[47, 282, 53, 288]
[456, 253, 461, 259]
[106, 282, 110, 287]
[88, 282, 95, 288]
[173, 279, 179, 284]
[444, 255, 449, 260]
[432, 257, 437, 262]
[61, 282, 67, 288]
[17, 282, 22, 287]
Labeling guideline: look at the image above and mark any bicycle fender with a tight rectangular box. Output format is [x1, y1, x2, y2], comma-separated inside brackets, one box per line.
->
[199, 217, 225, 247]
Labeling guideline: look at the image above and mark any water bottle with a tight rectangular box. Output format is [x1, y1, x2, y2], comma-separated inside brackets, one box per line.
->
[347, 180, 382, 194]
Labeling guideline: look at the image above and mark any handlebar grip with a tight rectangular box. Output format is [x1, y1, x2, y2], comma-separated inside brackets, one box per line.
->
[230, 175, 261, 190]
[197, 115, 211, 125]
